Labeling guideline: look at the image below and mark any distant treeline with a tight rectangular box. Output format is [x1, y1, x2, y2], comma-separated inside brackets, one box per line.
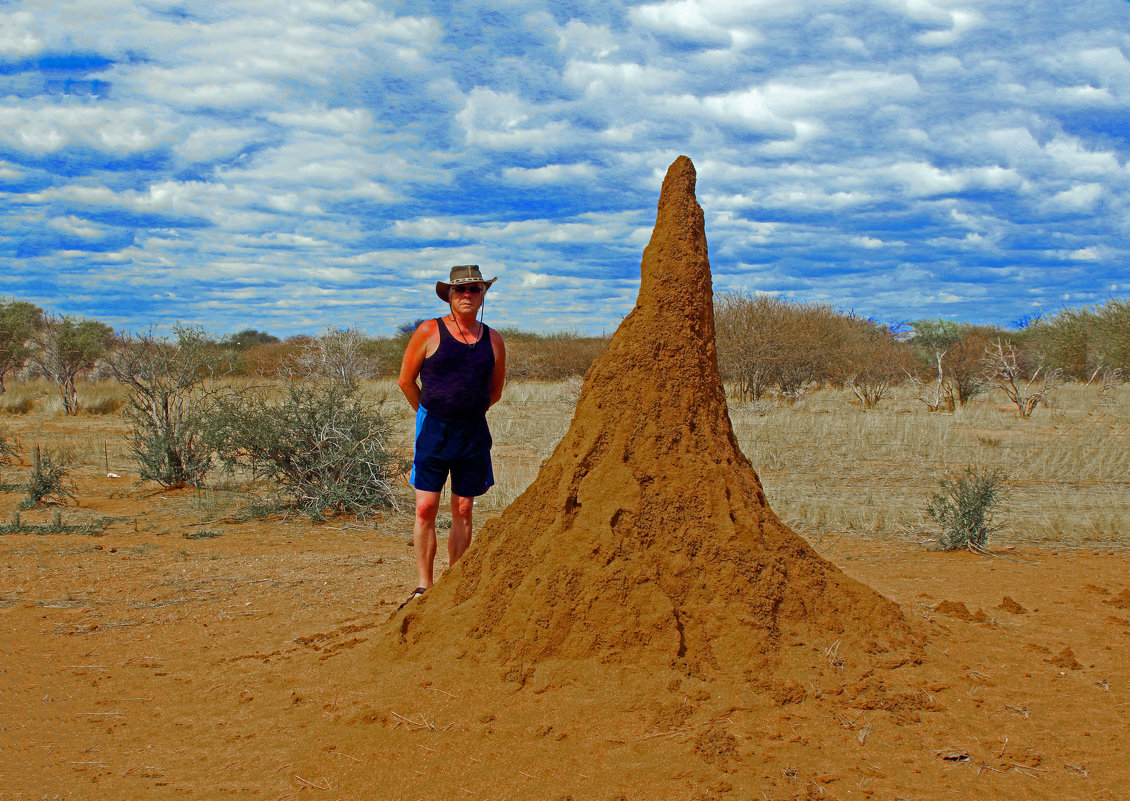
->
[1, 294, 1127, 406]
[713, 293, 1128, 408]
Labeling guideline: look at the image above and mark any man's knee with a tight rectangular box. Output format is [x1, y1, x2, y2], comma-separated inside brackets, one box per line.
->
[451, 495, 474, 520]
[416, 494, 441, 521]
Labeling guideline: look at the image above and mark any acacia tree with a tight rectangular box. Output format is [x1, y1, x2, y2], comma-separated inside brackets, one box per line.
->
[908, 318, 963, 411]
[0, 299, 43, 392]
[27, 314, 113, 414]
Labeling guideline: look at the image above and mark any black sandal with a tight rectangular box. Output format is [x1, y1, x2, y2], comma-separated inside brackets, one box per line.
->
[397, 587, 426, 611]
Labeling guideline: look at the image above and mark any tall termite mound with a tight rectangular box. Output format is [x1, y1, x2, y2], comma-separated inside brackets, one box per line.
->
[394, 156, 915, 677]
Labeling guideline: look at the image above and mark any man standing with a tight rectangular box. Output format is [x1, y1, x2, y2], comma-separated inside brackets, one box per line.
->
[397, 265, 506, 607]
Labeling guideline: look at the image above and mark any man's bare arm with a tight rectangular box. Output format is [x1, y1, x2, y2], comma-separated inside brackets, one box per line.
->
[489, 328, 506, 407]
[397, 320, 439, 411]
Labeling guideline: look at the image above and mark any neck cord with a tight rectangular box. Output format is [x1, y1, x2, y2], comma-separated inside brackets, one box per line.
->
[450, 310, 479, 349]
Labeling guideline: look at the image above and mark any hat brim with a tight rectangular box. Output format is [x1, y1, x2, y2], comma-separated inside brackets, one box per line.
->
[436, 276, 497, 302]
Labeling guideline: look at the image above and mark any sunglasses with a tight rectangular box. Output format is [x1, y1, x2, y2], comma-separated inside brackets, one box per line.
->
[451, 284, 484, 295]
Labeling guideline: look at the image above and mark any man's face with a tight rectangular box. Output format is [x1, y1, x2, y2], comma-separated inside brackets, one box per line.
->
[450, 282, 486, 312]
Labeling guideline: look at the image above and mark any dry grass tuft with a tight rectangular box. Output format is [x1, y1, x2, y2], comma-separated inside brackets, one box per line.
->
[0, 390, 35, 414]
[78, 381, 127, 415]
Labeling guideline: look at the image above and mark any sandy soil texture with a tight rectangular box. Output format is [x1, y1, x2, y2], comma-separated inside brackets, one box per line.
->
[2, 489, 1128, 800]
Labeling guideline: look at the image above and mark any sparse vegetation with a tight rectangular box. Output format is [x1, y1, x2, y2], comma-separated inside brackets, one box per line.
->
[206, 378, 406, 520]
[78, 382, 126, 415]
[0, 426, 19, 487]
[0, 388, 34, 414]
[1, 509, 106, 536]
[715, 292, 856, 402]
[20, 446, 75, 510]
[927, 466, 1009, 551]
[1025, 298, 1130, 379]
[983, 338, 1063, 418]
[907, 319, 999, 411]
[108, 325, 234, 488]
[0, 426, 18, 465]
[843, 317, 912, 409]
[293, 326, 383, 388]
[500, 328, 609, 381]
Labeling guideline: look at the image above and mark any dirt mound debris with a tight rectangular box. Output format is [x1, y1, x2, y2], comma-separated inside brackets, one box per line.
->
[998, 595, 1028, 614]
[388, 156, 917, 679]
[1046, 646, 1084, 670]
[1105, 588, 1130, 609]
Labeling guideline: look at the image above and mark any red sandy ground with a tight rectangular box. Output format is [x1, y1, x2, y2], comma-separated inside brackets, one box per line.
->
[2, 468, 1128, 801]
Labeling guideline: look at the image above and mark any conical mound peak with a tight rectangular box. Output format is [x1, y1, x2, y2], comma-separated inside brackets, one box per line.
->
[390, 156, 916, 679]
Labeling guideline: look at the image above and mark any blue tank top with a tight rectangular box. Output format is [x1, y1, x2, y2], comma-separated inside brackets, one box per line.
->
[419, 318, 495, 420]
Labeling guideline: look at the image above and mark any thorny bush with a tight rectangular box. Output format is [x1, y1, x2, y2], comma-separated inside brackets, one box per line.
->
[206, 380, 406, 520]
[20, 446, 75, 510]
[927, 466, 1008, 551]
[108, 324, 235, 487]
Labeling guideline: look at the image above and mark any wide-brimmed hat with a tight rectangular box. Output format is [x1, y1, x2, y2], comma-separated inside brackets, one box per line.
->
[436, 264, 498, 302]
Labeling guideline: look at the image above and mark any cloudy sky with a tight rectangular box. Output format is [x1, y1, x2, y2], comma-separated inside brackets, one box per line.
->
[2, 0, 1128, 337]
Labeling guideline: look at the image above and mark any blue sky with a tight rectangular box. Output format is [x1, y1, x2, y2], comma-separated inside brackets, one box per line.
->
[1, 0, 1128, 336]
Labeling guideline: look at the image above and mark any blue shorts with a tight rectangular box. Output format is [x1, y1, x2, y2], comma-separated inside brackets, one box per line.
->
[410, 407, 494, 498]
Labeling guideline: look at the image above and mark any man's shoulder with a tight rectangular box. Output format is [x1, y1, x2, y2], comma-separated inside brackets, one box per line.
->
[414, 318, 441, 338]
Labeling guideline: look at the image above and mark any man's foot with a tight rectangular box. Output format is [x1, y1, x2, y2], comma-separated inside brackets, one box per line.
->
[397, 587, 426, 612]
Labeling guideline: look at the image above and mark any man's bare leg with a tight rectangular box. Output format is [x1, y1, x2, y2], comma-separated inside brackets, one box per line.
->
[449, 492, 474, 565]
[414, 489, 442, 588]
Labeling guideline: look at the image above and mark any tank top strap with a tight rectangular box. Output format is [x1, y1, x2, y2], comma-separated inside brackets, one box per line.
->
[435, 317, 452, 341]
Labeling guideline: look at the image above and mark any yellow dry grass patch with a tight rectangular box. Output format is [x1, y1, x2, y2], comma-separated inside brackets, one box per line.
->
[2, 377, 1127, 547]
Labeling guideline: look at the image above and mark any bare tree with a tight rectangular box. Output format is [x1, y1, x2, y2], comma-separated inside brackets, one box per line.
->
[842, 319, 911, 409]
[906, 348, 951, 412]
[714, 292, 847, 402]
[983, 339, 1062, 418]
[26, 314, 113, 414]
[294, 327, 380, 390]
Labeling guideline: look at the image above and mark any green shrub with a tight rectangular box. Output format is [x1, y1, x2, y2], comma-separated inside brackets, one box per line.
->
[109, 324, 232, 488]
[183, 529, 221, 539]
[20, 446, 75, 510]
[207, 379, 407, 520]
[927, 466, 1008, 551]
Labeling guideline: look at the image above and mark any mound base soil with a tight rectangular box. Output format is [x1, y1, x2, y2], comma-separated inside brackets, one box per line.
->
[2, 502, 1128, 800]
